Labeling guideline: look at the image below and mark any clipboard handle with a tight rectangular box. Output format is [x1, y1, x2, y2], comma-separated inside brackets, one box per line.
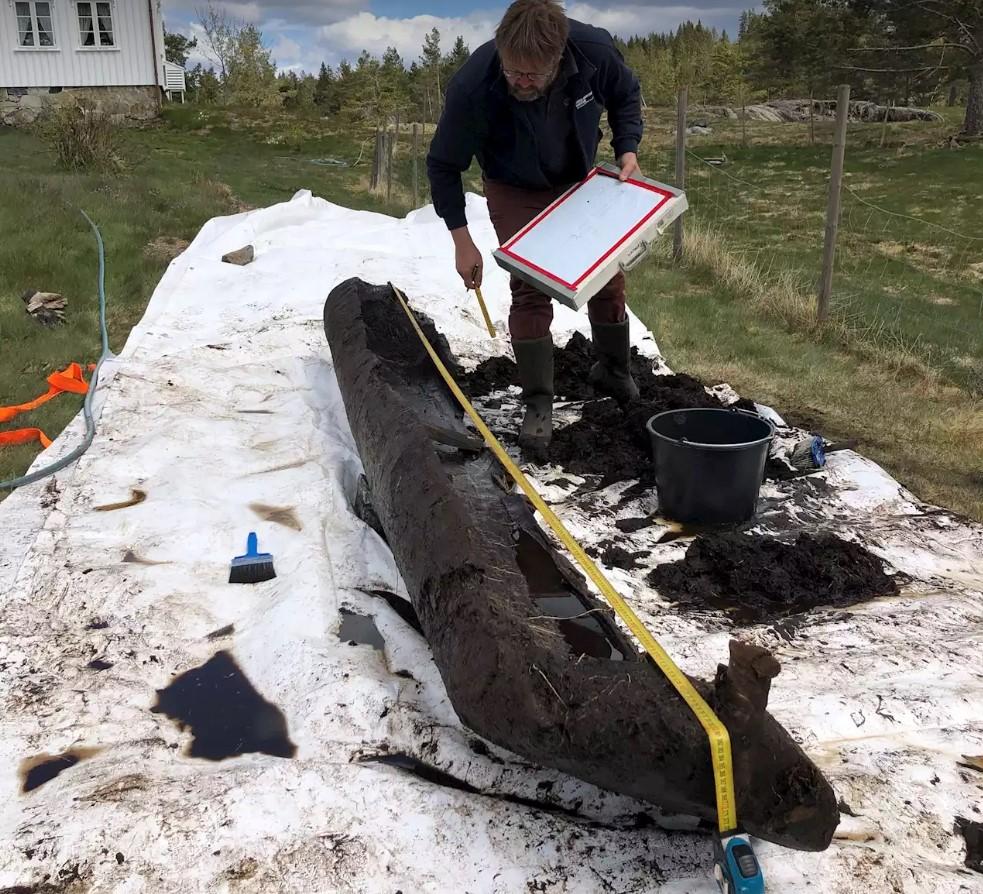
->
[620, 239, 652, 272]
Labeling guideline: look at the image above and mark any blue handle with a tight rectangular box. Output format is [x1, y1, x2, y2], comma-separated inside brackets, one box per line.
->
[246, 532, 259, 557]
[714, 834, 765, 894]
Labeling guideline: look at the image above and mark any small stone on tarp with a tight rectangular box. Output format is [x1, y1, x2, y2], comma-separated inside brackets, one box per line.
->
[222, 245, 254, 266]
[21, 289, 67, 326]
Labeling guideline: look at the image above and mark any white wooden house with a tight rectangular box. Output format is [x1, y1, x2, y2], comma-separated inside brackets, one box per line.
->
[0, 0, 171, 124]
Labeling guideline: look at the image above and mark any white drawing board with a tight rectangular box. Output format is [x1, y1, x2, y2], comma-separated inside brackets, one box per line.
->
[498, 167, 676, 290]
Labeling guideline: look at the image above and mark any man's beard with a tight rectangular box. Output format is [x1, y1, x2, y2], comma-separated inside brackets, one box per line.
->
[508, 76, 555, 102]
[508, 83, 547, 102]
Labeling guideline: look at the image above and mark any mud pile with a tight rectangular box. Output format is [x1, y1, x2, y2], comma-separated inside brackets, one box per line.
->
[464, 333, 755, 486]
[648, 532, 900, 624]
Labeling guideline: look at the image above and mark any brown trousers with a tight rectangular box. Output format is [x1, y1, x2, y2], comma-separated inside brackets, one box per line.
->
[484, 179, 626, 340]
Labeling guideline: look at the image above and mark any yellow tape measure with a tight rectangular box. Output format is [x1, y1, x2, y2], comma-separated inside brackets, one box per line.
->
[389, 283, 738, 834]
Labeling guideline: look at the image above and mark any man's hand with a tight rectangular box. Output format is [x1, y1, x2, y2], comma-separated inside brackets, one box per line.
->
[617, 151, 641, 182]
[451, 227, 483, 289]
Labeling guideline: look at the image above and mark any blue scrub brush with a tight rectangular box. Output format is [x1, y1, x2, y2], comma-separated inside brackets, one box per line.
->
[229, 532, 276, 584]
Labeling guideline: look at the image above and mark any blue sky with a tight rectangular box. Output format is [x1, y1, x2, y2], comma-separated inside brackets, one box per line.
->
[162, 1, 756, 74]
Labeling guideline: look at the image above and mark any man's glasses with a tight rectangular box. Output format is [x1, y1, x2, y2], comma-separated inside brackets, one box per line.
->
[502, 64, 557, 83]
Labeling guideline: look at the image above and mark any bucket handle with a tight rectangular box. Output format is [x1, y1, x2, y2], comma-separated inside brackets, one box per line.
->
[619, 239, 652, 273]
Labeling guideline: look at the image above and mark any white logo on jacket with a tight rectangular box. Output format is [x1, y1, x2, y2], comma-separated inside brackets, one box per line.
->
[575, 91, 594, 110]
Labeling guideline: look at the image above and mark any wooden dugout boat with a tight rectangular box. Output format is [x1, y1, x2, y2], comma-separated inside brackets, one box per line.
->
[323, 277, 838, 851]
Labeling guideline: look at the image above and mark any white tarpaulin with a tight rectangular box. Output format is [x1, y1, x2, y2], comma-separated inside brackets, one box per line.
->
[1, 191, 982, 893]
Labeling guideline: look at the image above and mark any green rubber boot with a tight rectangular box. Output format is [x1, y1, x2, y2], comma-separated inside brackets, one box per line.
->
[589, 318, 640, 404]
[512, 335, 554, 458]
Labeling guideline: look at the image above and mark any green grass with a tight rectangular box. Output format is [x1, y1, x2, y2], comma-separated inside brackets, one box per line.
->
[0, 105, 412, 487]
[630, 254, 983, 521]
[638, 107, 983, 394]
[2, 103, 981, 521]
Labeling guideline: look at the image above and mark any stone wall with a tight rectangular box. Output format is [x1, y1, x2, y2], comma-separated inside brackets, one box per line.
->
[0, 85, 160, 127]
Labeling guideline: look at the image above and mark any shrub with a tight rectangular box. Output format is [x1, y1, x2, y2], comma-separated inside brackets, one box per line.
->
[38, 101, 124, 173]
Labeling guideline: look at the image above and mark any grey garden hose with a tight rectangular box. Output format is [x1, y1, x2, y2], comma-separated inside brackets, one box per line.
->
[0, 210, 114, 490]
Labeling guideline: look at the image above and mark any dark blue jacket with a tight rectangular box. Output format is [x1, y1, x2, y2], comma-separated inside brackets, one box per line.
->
[426, 20, 643, 230]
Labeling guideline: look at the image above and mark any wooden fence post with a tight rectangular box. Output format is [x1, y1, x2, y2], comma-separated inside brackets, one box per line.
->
[880, 101, 892, 148]
[412, 123, 420, 208]
[739, 84, 748, 147]
[673, 86, 688, 263]
[817, 84, 851, 323]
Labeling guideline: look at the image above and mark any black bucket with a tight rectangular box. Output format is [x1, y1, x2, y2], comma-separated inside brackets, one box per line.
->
[646, 408, 775, 525]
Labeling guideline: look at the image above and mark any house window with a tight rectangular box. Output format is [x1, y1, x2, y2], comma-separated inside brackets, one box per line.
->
[15, 1, 56, 48]
[77, 1, 114, 47]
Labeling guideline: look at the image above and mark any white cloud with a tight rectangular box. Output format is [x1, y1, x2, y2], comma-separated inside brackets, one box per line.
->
[317, 11, 497, 64]
[270, 35, 303, 65]
[566, 3, 745, 37]
[163, 1, 753, 75]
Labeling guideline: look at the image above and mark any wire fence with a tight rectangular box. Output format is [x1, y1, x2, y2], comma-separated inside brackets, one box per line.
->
[648, 91, 983, 394]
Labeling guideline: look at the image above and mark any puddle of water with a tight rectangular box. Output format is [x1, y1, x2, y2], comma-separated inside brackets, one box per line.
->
[338, 609, 386, 651]
[20, 747, 100, 793]
[515, 530, 625, 662]
[534, 595, 625, 661]
[362, 590, 423, 635]
[151, 651, 296, 761]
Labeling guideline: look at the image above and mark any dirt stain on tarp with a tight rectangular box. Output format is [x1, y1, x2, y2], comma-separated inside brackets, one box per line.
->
[588, 540, 648, 571]
[20, 747, 100, 793]
[338, 609, 385, 651]
[648, 532, 900, 624]
[93, 489, 146, 512]
[122, 549, 168, 565]
[249, 502, 302, 531]
[151, 651, 296, 760]
[359, 752, 585, 820]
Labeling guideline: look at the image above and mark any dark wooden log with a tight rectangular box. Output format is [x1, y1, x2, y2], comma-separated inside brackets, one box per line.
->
[323, 278, 838, 851]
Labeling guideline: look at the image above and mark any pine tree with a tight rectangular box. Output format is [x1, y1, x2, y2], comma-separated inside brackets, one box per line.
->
[420, 27, 443, 123]
[314, 61, 335, 109]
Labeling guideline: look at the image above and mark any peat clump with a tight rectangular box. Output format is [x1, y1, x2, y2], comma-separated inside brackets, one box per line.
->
[648, 532, 900, 624]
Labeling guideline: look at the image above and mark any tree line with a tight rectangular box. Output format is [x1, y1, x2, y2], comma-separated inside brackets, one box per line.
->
[164, 1, 982, 135]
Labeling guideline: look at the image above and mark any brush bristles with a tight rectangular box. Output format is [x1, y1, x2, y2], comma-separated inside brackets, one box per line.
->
[228, 560, 276, 584]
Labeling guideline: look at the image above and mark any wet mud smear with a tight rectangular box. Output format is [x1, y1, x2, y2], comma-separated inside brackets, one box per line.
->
[648, 532, 900, 624]
[93, 488, 147, 512]
[122, 549, 168, 565]
[588, 540, 648, 571]
[249, 503, 302, 531]
[151, 651, 296, 760]
[21, 748, 99, 793]
[338, 609, 386, 650]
